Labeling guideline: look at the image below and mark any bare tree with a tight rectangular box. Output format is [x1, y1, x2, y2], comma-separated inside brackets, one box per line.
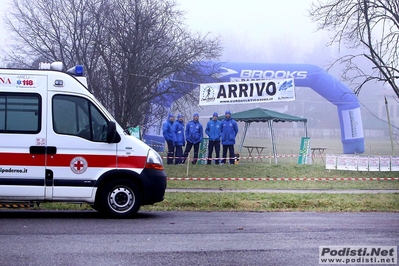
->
[309, 0, 399, 98]
[3, 0, 221, 129]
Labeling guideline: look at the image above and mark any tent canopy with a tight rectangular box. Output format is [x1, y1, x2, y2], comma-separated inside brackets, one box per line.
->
[217, 107, 307, 123]
[217, 107, 307, 163]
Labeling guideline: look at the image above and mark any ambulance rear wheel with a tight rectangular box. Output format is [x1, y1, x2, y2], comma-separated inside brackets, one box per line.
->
[99, 179, 141, 218]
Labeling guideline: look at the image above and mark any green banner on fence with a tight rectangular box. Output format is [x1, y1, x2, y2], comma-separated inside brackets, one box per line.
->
[128, 126, 140, 140]
[298, 137, 311, 165]
[198, 138, 209, 165]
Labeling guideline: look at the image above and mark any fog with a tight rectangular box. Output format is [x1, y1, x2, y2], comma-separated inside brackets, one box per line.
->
[0, 0, 397, 141]
[177, 0, 397, 140]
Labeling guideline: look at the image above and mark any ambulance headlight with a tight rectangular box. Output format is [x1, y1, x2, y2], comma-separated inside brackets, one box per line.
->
[145, 149, 164, 170]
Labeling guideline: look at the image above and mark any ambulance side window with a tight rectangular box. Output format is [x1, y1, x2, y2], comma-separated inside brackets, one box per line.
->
[0, 93, 41, 133]
[52, 95, 108, 142]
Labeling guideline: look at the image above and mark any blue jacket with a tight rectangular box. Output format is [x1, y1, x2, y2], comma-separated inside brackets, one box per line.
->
[172, 120, 185, 146]
[205, 119, 222, 141]
[185, 120, 203, 144]
[220, 118, 238, 145]
[162, 120, 174, 141]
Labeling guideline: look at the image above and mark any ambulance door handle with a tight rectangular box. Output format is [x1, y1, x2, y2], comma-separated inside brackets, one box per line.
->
[30, 146, 57, 155]
[45, 169, 53, 186]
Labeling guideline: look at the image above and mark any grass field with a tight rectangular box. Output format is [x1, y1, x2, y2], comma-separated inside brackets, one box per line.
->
[138, 161, 399, 212]
[143, 137, 399, 212]
[164, 163, 399, 190]
[141, 193, 399, 212]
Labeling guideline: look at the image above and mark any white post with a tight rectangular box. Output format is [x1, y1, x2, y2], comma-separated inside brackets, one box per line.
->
[385, 96, 395, 155]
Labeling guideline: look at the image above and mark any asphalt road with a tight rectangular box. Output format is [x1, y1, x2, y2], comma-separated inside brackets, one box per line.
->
[0, 210, 398, 266]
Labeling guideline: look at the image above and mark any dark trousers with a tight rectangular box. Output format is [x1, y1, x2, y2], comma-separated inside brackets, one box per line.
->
[222, 145, 235, 164]
[166, 140, 175, 165]
[183, 142, 200, 164]
[207, 140, 220, 164]
[175, 145, 183, 164]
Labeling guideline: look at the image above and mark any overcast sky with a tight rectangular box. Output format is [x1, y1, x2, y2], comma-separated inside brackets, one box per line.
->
[180, 0, 317, 36]
[0, 0, 328, 63]
[0, 0, 393, 131]
[0, 0, 10, 52]
[177, 0, 329, 63]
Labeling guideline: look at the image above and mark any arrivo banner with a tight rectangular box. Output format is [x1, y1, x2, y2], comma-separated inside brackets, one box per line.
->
[198, 79, 295, 106]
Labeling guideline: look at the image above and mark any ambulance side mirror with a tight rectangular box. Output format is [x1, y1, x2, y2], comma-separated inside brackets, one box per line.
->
[107, 121, 121, 143]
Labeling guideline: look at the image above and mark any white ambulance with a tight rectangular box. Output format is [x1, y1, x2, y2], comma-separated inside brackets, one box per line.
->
[0, 62, 167, 218]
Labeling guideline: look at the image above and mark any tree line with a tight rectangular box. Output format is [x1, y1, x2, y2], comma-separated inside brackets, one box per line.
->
[1, 0, 398, 133]
[2, 0, 221, 131]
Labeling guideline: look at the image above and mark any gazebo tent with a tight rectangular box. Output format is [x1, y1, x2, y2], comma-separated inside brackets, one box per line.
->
[217, 107, 308, 163]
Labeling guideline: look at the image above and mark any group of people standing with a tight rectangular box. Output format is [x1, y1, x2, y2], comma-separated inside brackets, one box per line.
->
[162, 111, 238, 165]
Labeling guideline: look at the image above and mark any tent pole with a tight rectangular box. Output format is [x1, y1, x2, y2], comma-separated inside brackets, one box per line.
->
[238, 122, 249, 153]
[268, 120, 278, 164]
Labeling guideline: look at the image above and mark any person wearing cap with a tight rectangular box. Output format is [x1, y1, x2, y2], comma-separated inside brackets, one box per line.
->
[220, 110, 238, 165]
[183, 112, 203, 164]
[162, 113, 175, 164]
[172, 114, 185, 164]
[205, 112, 222, 165]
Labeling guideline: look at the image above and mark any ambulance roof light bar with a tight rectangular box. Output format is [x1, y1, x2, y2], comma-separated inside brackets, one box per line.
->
[66, 65, 84, 76]
[39, 62, 63, 71]
[38, 62, 84, 77]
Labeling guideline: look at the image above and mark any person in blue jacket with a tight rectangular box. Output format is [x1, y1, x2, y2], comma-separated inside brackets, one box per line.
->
[172, 114, 185, 164]
[205, 112, 222, 165]
[162, 113, 175, 164]
[183, 112, 203, 164]
[220, 110, 238, 165]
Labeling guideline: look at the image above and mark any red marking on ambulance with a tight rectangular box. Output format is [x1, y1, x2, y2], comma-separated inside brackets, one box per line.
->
[0, 77, 11, 84]
[0, 153, 147, 169]
[70, 157, 87, 174]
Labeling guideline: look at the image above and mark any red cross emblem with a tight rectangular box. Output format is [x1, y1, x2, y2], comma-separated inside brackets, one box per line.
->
[70, 157, 88, 174]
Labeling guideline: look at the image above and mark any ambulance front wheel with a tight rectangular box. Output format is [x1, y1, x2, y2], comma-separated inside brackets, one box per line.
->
[99, 179, 142, 218]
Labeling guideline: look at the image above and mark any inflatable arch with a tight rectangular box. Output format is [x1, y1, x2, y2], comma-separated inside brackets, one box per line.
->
[163, 62, 365, 154]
